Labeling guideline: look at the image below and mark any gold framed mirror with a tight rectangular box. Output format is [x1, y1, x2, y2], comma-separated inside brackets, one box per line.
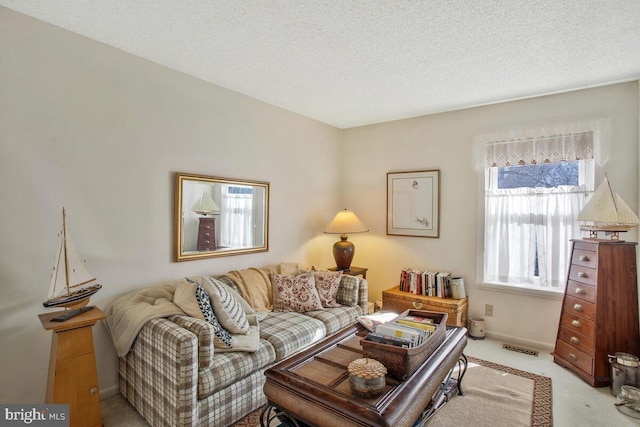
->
[175, 172, 269, 261]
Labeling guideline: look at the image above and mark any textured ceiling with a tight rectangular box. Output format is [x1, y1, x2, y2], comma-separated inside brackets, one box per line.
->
[2, 1, 640, 128]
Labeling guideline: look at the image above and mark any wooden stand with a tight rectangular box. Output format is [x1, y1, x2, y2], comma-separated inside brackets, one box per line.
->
[39, 306, 105, 427]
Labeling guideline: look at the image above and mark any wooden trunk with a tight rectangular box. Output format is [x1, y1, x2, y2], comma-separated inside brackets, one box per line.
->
[382, 286, 468, 327]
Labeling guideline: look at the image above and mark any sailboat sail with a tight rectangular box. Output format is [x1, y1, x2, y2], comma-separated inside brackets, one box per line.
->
[578, 176, 640, 227]
[43, 209, 101, 309]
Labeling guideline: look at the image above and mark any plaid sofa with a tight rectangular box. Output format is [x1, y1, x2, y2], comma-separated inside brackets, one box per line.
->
[117, 272, 368, 427]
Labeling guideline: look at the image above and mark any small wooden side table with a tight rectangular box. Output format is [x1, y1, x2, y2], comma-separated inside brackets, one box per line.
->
[329, 265, 368, 279]
[39, 306, 105, 427]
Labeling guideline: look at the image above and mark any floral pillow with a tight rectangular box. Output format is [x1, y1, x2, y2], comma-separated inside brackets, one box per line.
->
[271, 272, 325, 313]
[302, 269, 343, 308]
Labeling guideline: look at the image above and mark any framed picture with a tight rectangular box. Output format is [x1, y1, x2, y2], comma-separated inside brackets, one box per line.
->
[387, 169, 440, 238]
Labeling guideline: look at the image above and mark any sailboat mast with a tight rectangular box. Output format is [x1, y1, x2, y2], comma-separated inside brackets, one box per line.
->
[62, 208, 71, 296]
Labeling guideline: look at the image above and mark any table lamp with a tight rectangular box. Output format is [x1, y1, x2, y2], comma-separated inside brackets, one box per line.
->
[324, 209, 369, 270]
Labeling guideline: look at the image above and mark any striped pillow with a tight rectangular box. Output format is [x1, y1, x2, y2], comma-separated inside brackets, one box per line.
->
[204, 276, 250, 334]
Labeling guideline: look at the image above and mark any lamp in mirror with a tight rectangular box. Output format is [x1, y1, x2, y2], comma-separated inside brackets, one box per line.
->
[324, 209, 369, 270]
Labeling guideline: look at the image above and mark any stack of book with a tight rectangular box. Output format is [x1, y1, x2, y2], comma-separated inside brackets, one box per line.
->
[399, 268, 452, 298]
[364, 314, 437, 349]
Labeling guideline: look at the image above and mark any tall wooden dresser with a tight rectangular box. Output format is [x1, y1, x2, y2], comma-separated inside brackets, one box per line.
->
[553, 239, 640, 387]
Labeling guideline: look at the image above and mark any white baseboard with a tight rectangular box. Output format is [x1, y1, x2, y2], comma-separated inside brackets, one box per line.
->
[100, 384, 120, 399]
[484, 331, 555, 353]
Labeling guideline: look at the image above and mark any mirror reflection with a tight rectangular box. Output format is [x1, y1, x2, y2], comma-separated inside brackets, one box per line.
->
[175, 173, 269, 261]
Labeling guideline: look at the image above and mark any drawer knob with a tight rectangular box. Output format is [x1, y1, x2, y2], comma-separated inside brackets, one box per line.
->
[579, 255, 590, 262]
[569, 353, 578, 360]
[577, 271, 588, 278]
[90, 387, 98, 395]
[204, 225, 211, 229]
[203, 240, 210, 244]
[575, 287, 586, 295]
[412, 301, 423, 309]
[572, 319, 582, 328]
[570, 336, 580, 345]
[573, 304, 584, 312]
[203, 232, 210, 236]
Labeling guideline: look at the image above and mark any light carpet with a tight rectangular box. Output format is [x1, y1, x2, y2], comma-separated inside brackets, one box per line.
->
[230, 356, 552, 427]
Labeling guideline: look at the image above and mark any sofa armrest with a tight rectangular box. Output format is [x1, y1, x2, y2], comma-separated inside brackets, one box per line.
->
[119, 318, 199, 427]
[169, 315, 215, 370]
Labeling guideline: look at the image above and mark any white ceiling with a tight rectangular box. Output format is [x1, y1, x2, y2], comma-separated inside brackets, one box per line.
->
[3, 1, 640, 129]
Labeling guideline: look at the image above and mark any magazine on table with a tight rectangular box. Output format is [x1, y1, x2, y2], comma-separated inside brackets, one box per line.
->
[357, 311, 399, 332]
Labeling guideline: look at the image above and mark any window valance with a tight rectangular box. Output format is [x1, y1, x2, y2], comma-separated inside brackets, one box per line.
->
[473, 118, 610, 170]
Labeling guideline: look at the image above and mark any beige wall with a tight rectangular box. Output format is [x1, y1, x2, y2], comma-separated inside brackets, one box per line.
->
[343, 81, 639, 350]
[2, 6, 639, 405]
[0, 8, 341, 403]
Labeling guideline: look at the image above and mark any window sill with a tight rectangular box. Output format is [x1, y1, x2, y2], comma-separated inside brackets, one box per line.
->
[476, 282, 565, 300]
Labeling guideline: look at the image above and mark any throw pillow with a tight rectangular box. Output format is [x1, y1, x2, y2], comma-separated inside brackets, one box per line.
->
[194, 283, 233, 348]
[302, 269, 343, 308]
[271, 272, 325, 313]
[336, 274, 360, 307]
[173, 276, 208, 319]
[204, 276, 250, 334]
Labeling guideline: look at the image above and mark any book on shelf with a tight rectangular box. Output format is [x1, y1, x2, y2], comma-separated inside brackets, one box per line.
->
[398, 267, 453, 298]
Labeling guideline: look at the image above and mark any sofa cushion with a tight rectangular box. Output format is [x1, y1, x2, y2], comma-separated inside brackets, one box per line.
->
[271, 272, 325, 313]
[303, 306, 361, 335]
[197, 339, 276, 399]
[204, 277, 250, 334]
[259, 312, 327, 361]
[302, 269, 343, 308]
[336, 275, 360, 307]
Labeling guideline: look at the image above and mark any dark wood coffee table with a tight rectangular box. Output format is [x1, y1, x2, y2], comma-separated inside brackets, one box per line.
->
[261, 323, 467, 427]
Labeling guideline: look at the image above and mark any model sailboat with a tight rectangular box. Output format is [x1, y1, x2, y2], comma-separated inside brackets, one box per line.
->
[43, 208, 102, 320]
[578, 175, 640, 240]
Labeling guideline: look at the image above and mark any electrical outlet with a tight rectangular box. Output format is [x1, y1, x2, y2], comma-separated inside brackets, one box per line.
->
[485, 304, 494, 317]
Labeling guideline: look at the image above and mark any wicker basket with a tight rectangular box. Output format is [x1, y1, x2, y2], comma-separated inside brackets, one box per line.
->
[361, 310, 447, 380]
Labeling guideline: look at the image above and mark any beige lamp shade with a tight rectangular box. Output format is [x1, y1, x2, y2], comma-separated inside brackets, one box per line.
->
[324, 209, 368, 270]
[191, 192, 220, 215]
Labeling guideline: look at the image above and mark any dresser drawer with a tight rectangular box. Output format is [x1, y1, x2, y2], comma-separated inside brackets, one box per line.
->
[566, 280, 596, 304]
[563, 295, 596, 320]
[571, 248, 597, 269]
[568, 265, 597, 286]
[555, 339, 593, 375]
[557, 327, 594, 355]
[559, 312, 595, 338]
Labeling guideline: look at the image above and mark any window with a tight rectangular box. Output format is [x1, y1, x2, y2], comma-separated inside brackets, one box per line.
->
[474, 119, 609, 293]
[485, 160, 594, 291]
[219, 185, 254, 248]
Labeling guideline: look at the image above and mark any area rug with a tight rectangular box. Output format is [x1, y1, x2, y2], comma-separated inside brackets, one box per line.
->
[230, 356, 552, 427]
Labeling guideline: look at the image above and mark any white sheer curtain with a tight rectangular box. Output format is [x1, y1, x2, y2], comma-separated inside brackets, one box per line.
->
[219, 185, 254, 248]
[476, 118, 608, 290]
[484, 181, 587, 288]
